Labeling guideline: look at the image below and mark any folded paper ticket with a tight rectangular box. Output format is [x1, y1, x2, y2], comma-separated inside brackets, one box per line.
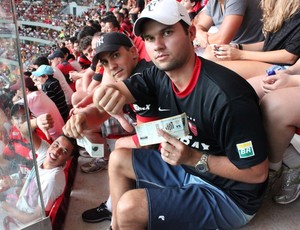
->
[135, 113, 189, 146]
[76, 136, 104, 158]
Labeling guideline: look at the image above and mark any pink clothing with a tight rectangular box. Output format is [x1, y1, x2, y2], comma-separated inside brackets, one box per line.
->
[53, 67, 74, 105]
[26, 91, 65, 140]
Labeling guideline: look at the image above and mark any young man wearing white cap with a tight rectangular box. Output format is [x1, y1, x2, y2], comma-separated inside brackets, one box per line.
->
[93, 0, 269, 229]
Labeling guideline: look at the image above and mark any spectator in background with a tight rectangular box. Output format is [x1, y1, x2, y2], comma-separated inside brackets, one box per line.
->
[119, 7, 133, 32]
[65, 36, 77, 54]
[31, 65, 69, 122]
[48, 50, 76, 92]
[13, 77, 65, 141]
[115, 11, 133, 35]
[256, 59, 300, 205]
[181, 0, 208, 21]
[60, 47, 82, 72]
[211, 0, 300, 79]
[71, 39, 81, 62]
[32, 56, 74, 108]
[129, 0, 145, 22]
[194, 0, 264, 56]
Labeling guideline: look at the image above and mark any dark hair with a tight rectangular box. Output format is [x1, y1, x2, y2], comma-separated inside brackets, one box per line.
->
[66, 36, 77, 44]
[60, 134, 78, 156]
[24, 77, 38, 92]
[79, 35, 93, 51]
[121, 7, 129, 18]
[103, 15, 120, 30]
[60, 47, 70, 56]
[77, 26, 98, 41]
[33, 56, 49, 66]
[179, 20, 190, 35]
[66, 54, 76, 61]
[10, 103, 25, 117]
[23, 71, 32, 77]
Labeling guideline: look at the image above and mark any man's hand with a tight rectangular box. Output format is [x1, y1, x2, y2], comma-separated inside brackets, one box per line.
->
[93, 84, 133, 132]
[93, 84, 126, 115]
[62, 113, 87, 138]
[36, 113, 54, 140]
[158, 129, 195, 166]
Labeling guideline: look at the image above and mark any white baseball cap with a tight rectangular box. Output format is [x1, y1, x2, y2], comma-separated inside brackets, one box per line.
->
[133, 0, 191, 37]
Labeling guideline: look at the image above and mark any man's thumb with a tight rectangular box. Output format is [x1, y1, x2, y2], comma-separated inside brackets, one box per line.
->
[41, 128, 51, 140]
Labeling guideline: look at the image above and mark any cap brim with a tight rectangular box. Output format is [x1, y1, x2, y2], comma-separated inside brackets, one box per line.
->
[95, 44, 122, 60]
[48, 55, 55, 60]
[134, 16, 180, 37]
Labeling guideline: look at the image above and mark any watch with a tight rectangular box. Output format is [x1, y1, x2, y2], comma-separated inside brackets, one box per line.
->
[195, 153, 209, 173]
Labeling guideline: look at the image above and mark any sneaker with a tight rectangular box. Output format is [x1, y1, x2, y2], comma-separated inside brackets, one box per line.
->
[273, 166, 300, 204]
[268, 167, 283, 193]
[80, 157, 108, 173]
[82, 202, 112, 223]
[79, 147, 91, 158]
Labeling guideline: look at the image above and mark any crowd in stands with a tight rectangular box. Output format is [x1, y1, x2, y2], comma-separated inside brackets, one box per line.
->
[1, 0, 300, 229]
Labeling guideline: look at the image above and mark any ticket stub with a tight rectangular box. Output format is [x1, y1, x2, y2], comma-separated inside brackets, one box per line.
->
[76, 136, 104, 158]
[135, 113, 189, 146]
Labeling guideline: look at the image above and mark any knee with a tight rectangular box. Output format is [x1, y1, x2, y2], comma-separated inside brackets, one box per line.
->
[117, 192, 136, 218]
[261, 93, 285, 118]
[116, 190, 147, 226]
[108, 148, 131, 172]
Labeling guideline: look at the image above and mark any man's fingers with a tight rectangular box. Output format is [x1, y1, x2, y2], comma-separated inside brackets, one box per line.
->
[114, 114, 133, 133]
[157, 129, 176, 144]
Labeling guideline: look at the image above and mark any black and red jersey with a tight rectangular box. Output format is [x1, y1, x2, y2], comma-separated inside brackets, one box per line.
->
[124, 56, 268, 215]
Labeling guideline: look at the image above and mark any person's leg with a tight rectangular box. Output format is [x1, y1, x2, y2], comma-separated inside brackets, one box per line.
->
[116, 189, 148, 229]
[108, 148, 139, 229]
[260, 87, 300, 164]
[247, 75, 265, 99]
[216, 60, 272, 79]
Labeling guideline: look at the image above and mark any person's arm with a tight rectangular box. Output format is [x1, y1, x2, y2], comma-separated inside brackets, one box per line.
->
[213, 45, 298, 64]
[284, 59, 300, 75]
[207, 14, 243, 45]
[19, 114, 54, 150]
[81, 67, 95, 92]
[63, 104, 110, 138]
[93, 81, 136, 115]
[194, 10, 214, 48]
[93, 82, 136, 132]
[1, 202, 42, 224]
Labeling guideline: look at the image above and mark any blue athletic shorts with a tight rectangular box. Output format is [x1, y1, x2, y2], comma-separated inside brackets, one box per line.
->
[132, 149, 254, 230]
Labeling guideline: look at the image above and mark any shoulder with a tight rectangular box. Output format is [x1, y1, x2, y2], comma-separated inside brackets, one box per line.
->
[199, 58, 256, 97]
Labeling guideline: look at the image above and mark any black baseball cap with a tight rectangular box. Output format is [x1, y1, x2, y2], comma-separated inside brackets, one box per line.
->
[48, 50, 65, 60]
[94, 32, 133, 60]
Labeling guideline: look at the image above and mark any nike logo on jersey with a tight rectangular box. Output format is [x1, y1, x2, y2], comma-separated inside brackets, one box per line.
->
[158, 107, 170, 112]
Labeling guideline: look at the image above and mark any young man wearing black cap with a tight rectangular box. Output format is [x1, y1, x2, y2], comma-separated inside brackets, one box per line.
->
[92, 0, 269, 229]
[48, 49, 76, 91]
[63, 31, 156, 223]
